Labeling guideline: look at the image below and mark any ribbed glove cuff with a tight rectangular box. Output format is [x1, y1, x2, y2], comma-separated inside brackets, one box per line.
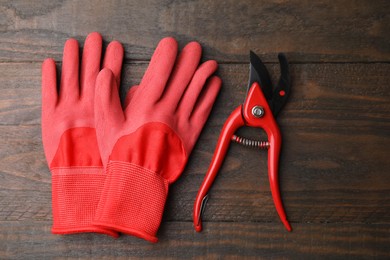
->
[51, 167, 118, 237]
[93, 161, 169, 243]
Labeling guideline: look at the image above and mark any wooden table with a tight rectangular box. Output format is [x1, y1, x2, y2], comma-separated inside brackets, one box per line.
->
[1, 0, 389, 258]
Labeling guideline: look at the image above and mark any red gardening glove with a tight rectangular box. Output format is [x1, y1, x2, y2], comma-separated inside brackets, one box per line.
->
[93, 37, 222, 242]
[41, 32, 124, 237]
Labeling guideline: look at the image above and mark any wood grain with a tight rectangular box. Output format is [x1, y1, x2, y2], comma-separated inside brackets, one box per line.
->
[0, 124, 389, 223]
[0, 221, 389, 259]
[1, 63, 389, 126]
[1, 0, 389, 63]
[1, 0, 390, 258]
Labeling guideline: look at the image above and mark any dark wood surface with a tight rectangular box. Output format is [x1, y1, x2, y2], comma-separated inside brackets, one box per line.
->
[0, 0, 389, 259]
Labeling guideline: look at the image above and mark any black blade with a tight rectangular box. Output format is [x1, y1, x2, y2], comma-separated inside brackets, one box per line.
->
[271, 53, 291, 117]
[248, 51, 273, 101]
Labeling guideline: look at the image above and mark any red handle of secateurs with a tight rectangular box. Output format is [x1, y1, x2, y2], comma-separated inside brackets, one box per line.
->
[243, 82, 292, 231]
[193, 106, 244, 232]
[193, 82, 291, 232]
[265, 125, 292, 231]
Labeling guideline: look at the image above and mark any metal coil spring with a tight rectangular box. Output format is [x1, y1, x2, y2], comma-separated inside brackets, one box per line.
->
[231, 135, 269, 149]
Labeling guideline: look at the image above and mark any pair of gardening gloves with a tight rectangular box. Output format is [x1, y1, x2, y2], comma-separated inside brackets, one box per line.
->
[41, 32, 221, 242]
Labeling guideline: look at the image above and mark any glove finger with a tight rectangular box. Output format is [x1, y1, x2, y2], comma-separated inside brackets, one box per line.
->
[138, 37, 178, 102]
[42, 58, 58, 111]
[95, 68, 125, 126]
[102, 40, 124, 89]
[60, 38, 79, 102]
[177, 60, 218, 118]
[80, 32, 102, 99]
[161, 41, 201, 110]
[124, 85, 139, 109]
[95, 68, 125, 165]
[189, 76, 221, 126]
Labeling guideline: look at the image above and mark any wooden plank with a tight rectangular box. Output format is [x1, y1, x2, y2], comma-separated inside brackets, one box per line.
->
[1, 123, 389, 223]
[0, 63, 41, 125]
[1, 0, 389, 258]
[1, 0, 389, 62]
[0, 221, 388, 259]
[1, 62, 389, 126]
[0, 62, 389, 223]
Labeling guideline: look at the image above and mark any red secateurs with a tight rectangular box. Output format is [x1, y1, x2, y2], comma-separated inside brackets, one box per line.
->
[193, 51, 292, 232]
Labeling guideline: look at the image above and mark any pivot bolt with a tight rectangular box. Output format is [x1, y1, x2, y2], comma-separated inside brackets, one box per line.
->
[252, 106, 264, 118]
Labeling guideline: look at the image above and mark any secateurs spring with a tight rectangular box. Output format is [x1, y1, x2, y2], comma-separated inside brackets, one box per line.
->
[193, 51, 292, 232]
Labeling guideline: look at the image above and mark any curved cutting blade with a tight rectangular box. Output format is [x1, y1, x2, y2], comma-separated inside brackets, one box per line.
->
[271, 53, 291, 117]
[247, 51, 291, 118]
[248, 51, 273, 101]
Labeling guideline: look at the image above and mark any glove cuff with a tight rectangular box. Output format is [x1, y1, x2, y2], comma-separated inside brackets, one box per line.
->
[93, 161, 169, 243]
[51, 167, 118, 238]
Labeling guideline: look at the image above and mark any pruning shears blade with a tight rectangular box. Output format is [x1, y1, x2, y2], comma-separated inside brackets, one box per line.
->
[248, 51, 273, 101]
[271, 53, 291, 118]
